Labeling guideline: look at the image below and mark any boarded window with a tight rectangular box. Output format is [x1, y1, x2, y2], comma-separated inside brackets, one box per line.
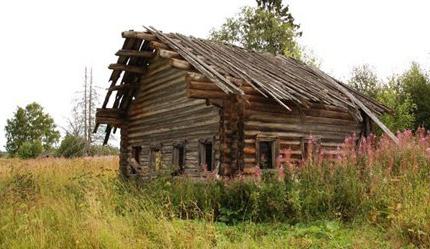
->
[199, 141, 213, 171]
[302, 137, 321, 161]
[150, 147, 162, 170]
[173, 144, 186, 172]
[132, 146, 142, 164]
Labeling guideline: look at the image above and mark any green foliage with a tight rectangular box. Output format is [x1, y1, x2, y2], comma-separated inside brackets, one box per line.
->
[348, 64, 418, 133]
[88, 144, 120, 157]
[56, 135, 119, 158]
[377, 79, 416, 133]
[5, 102, 60, 158]
[348, 64, 380, 99]
[0, 152, 428, 248]
[17, 141, 44, 159]
[400, 63, 430, 129]
[210, 0, 302, 58]
[56, 135, 86, 158]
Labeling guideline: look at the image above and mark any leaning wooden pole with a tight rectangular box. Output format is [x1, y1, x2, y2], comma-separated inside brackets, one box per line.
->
[315, 66, 399, 144]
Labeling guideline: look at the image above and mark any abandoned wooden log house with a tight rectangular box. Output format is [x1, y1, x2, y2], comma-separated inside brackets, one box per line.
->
[95, 26, 394, 178]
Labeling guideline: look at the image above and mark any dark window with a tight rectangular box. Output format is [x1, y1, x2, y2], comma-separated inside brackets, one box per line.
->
[258, 141, 273, 169]
[132, 146, 142, 164]
[205, 143, 213, 171]
[199, 141, 213, 171]
[173, 145, 186, 171]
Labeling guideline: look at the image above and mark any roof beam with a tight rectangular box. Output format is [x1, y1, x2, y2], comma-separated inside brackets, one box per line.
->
[122, 31, 157, 41]
[115, 49, 154, 58]
[108, 64, 146, 74]
[108, 83, 139, 91]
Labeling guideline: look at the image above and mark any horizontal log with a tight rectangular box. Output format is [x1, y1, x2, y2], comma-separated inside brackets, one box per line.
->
[122, 31, 157, 41]
[187, 81, 221, 91]
[150, 41, 169, 49]
[186, 72, 247, 88]
[108, 83, 140, 91]
[158, 49, 180, 59]
[243, 147, 256, 155]
[115, 49, 154, 58]
[108, 64, 146, 74]
[187, 89, 228, 99]
[170, 58, 191, 70]
[96, 108, 125, 126]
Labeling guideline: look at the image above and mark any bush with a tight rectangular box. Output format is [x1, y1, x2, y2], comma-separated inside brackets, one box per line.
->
[132, 129, 430, 246]
[56, 135, 86, 158]
[17, 141, 43, 159]
[88, 144, 119, 156]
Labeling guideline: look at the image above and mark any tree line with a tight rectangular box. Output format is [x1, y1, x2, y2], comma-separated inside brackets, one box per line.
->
[2, 68, 118, 159]
[211, 0, 429, 134]
[348, 63, 429, 133]
[3, 0, 427, 158]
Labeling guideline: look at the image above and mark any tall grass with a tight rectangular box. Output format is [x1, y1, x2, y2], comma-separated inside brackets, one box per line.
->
[0, 129, 430, 248]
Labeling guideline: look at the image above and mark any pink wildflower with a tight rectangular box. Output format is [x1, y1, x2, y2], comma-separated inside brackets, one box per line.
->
[254, 164, 262, 182]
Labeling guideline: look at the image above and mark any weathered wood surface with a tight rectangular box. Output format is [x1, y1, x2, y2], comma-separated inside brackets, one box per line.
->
[126, 57, 221, 177]
[96, 28, 394, 178]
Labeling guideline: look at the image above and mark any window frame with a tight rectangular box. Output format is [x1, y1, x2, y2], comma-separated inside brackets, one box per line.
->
[301, 136, 321, 161]
[198, 138, 215, 171]
[256, 135, 279, 169]
[149, 143, 162, 170]
[131, 145, 142, 164]
[172, 141, 186, 171]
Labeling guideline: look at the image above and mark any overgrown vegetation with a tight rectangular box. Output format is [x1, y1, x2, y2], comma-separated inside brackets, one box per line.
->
[5, 102, 60, 158]
[210, 0, 302, 59]
[1, 130, 430, 248]
[55, 134, 119, 158]
[348, 63, 430, 134]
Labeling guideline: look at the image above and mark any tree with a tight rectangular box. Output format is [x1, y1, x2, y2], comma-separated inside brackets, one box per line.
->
[347, 64, 416, 133]
[5, 102, 60, 157]
[210, 0, 302, 58]
[65, 67, 104, 149]
[348, 64, 380, 99]
[400, 63, 430, 129]
[377, 78, 416, 133]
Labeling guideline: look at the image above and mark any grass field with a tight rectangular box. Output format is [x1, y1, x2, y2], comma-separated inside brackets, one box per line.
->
[1, 131, 430, 248]
[0, 157, 389, 249]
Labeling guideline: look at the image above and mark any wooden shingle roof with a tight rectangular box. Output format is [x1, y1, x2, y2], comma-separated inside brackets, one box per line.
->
[96, 26, 397, 144]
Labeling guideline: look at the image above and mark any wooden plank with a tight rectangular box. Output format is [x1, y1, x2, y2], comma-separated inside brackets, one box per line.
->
[108, 64, 146, 74]
[115, 49, 154, 58]
[122, 31, 157, 41]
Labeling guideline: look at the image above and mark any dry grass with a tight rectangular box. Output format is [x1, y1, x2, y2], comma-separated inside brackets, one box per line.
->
[0, 156, 395, 249]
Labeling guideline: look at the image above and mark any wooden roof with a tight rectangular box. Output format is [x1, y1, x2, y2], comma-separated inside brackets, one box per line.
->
[96, 27, 395, 144]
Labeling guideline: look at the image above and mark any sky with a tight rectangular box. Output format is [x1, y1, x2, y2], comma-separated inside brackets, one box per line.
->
[0, 0, 429, 150]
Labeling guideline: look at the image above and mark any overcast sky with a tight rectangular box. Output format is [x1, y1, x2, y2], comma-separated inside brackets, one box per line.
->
[0, 0, 429, 150]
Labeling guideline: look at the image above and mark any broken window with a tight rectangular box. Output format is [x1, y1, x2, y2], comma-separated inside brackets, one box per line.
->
[173, 144, 186, 172]
[256, 136, 279, 169]
[258, 141, 274, 169]
[132, 146, 142, 164]
[199, 140, 213, 171]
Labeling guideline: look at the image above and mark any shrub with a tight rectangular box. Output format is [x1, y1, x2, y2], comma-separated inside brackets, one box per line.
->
[88, 144, 119, 156]
[56, 135, 86, 158]
[17, 141, 43, 159]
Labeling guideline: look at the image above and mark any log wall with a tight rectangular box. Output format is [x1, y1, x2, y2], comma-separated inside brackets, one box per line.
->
[124, 57, 221, 177]
[241, 88, 364, 174]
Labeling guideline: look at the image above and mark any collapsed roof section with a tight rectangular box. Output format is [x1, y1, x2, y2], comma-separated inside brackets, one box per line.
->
[95, 26, 398, 144]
